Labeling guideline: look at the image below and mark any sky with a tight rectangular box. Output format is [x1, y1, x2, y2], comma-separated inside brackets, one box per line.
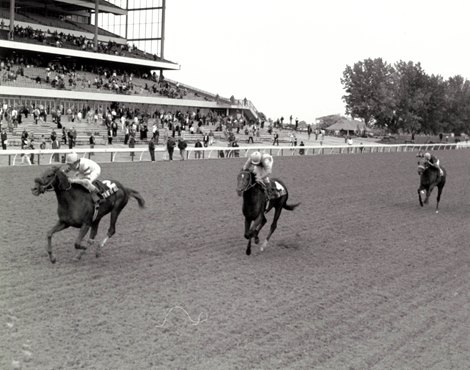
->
[162, 0, 470, 123]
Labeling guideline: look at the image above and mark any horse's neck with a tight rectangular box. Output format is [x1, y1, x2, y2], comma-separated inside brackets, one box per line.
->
[244, 183, 264, 201]
[54, 186, 83, 205]
[422, 170, 438, 185]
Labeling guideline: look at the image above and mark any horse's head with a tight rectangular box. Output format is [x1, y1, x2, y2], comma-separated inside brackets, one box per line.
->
[31, 165, 71, 196]
[417, 156, 429, 176]
[237, 170, 253, 196]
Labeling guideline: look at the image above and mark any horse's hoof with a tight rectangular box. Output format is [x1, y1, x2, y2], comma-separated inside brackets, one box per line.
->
[260, 241, 268, 252]
[436, 210, 439, 214]
[48, 252, 56, 264]
[254, 236, 260, 244]
[246, 249, 251, 256]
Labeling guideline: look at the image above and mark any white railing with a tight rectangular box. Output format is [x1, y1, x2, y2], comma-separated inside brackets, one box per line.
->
[0, 142, 468, 166]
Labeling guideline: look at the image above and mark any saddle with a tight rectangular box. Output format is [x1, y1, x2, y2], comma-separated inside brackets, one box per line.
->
[263, 180, 286, 201]
[90, 180, 119, 221]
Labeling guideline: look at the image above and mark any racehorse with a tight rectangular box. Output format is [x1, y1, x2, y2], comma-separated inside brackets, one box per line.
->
[31, 165, 145, 263]
[237, 170, 300, 255]
[417, 155, 446, 213]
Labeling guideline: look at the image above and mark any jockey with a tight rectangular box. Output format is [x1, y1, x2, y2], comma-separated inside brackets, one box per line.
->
[64, 152, 103, 203]
[423, 152, 443, 176]
[243, 151, 274, 199]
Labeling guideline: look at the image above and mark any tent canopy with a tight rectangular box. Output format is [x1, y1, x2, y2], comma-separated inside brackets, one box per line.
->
[325, 117, 369, 132]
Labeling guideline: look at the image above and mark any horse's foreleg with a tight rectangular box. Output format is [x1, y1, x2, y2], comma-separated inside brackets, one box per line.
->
[75, 224, 91, 260]
[418, 188, 424, 207]
[46, 221, 69, 263]
[261, 206, 283, 252]
[246, 238, 252, 256]
[244, 218, 252, 240]
[425, 184, 436, 205]
[254, 214, 267, 245]
[248, 213, 265, 240]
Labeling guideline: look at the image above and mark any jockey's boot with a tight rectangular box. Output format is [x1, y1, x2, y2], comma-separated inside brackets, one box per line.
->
[91, 189, 104, 206]
[263, 179, 273, 201]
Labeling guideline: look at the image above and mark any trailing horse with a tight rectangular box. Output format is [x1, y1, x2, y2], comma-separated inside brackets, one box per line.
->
[417, 156, 446, 213]
[236, 170, 300, 255]
[32, 165, 145, 263]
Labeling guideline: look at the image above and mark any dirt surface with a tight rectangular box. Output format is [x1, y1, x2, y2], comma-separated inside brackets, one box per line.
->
[1, 151, 469, 370]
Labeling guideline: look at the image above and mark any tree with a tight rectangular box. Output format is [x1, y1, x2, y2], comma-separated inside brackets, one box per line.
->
[419, 74, 446, 135]
[392, 61, 429, 133]
[444, 75, 470, 135]
[341, 58, 395, 126]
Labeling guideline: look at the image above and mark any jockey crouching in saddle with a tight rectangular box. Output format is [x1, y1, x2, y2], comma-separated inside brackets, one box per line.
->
[423, 152, 443, 177]
[243, 151, 276, 200]
[64, 152, 104, 206]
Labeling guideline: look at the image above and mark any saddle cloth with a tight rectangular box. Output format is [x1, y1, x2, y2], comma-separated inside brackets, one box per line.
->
[271, 180, 287, 198]
[93, 179, 118, 199]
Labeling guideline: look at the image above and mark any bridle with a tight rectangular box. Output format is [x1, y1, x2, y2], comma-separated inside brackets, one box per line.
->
[39, 169, 71, 193]
[237, 170, 256, 193]
[417, 157, 430, 175]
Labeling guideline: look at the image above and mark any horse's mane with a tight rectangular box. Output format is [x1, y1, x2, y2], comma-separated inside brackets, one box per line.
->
[35, 165, 69, 190]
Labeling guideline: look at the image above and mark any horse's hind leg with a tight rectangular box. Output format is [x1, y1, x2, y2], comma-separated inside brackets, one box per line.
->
[88, 219, 102, 257]
[435, 184, 444, 214]
[261, 206, 283, 252]
[100, 203, 126, 249]
[46, 221, 69, 263]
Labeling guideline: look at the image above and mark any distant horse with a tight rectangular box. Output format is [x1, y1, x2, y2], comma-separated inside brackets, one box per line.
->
[417, 156, 446, 213]
[32, 165, 145, 263]
[236, 170, 300, 255]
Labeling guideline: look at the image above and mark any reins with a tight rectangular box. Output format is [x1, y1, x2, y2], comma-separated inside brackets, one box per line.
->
[41, 170, 71, 192]
[239, 171, 257, 193]
[41, 177, 56, 192]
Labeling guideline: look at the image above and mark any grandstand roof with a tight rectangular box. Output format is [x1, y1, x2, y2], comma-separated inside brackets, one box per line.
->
[12, 0, 127, 16]
[0, 39, 180, 70]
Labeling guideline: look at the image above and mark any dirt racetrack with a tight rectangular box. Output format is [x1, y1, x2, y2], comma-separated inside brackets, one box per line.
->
[1, 150, 469, 370]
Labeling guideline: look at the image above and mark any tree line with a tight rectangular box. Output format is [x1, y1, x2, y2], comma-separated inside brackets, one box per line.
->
[341, 58, 470, 135]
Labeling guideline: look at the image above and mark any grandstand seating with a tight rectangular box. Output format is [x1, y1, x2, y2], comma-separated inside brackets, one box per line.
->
[0, 1, 260, 146]
[1, 62, 215, 102]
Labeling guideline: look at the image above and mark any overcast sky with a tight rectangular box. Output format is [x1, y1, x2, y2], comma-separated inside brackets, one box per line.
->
[163, 0, 470, 122]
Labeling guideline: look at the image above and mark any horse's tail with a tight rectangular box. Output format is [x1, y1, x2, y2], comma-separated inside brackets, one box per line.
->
[283, 202, 300, 211]
[127, 188, 146, 208]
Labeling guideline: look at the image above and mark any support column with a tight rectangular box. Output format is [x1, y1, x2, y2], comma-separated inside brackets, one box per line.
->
[161, 0, 166, 58]
[94, 0, 99, 51]
[159, 0, 166, 81]
[9, 0, 15, 40]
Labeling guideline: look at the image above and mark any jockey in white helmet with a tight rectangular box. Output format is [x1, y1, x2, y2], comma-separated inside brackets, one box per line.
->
[65, 152, 102, 201]
[243, 151, 274, 198]
[423, 152, 443, 176]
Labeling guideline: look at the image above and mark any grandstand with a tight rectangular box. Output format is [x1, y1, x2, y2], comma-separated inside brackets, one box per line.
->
[0, 0, 260, 147]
